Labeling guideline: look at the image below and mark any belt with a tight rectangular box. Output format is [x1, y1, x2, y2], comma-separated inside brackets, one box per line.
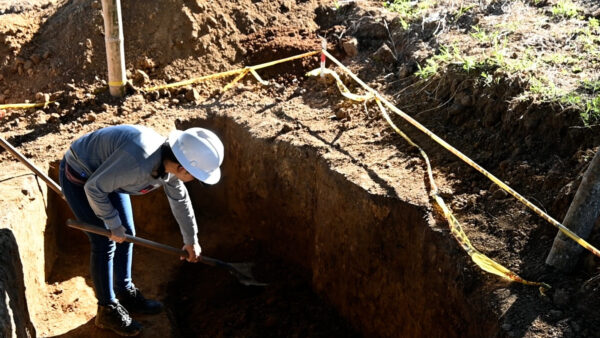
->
[65, 162, 88, 186]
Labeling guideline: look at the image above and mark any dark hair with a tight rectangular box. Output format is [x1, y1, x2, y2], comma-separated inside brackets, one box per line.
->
[152, 142, 180, 179]
[161, 142, 179, 164]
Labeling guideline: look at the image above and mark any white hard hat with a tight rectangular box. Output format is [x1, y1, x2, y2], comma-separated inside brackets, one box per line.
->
[168, 128, 224, 184]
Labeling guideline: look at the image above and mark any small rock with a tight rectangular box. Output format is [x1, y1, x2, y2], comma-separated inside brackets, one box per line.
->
[372, 44, 396, 65]
[30, 54, 41, 65]
[335, 109, 349, 120]
[132, 69, 150, 86]
[492, 189, 508, 200]
[185, 88, 200, 102]
[87, 112, 97, 122]
[35, 92, 45, 101]
[341, 37, 359, 57]
[159, 88, 170, 98]
[355, 21, 388, 40]
[139, 57, 156, 70]
[146, 91, 160, 101]
[47, 113, 61, 123]
[32, 110, 46, 124]
[207, 16, 218, 28]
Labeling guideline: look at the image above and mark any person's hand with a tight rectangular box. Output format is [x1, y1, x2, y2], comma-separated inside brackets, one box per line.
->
[109, 226, 127, 243]
[182, 243, 201, 263]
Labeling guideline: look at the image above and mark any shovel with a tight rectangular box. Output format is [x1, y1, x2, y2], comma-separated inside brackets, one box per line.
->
[0, 136, 267, 287]
[66, 219, 268, 287]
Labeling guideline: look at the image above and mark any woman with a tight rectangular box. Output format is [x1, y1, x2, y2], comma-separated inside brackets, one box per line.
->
[59, 124, 224, 336]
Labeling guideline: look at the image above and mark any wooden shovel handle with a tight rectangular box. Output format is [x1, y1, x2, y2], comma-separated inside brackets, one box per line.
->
[66, 219, 234, 269]
[66, 219, 187, 257]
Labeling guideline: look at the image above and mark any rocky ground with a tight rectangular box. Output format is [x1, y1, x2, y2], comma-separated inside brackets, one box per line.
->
[2, 0, 600, 337]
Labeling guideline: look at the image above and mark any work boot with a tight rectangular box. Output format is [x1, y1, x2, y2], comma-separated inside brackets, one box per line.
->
[95, 302, 142, 336]
[117, 287, 164, 315]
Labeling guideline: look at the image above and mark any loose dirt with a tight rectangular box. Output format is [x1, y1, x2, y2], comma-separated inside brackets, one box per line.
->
[2, 0, 600, 337]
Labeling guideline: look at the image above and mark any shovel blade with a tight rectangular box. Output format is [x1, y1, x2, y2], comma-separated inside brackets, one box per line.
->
[225, 263, 268, 286]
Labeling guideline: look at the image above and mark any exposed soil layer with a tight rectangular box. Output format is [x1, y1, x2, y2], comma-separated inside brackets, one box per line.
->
[2, 0, 600, 337]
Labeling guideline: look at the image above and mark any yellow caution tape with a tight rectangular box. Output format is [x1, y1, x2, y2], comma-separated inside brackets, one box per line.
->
[222, 69, 250, 92]
[321, 49, 600, 259]
[306, 68, 373, 101]
[308, 65, 551, 291]
[145, 68, 246, 92]
[247, 50, 319, 71]
[249, 68, 269, 86]
[374, 97, 550, 291]
[144, 50, 319, 92]
[0, 101, 54, 110]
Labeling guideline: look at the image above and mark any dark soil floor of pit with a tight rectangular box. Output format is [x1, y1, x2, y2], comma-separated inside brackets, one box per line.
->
[168, 257, 360, 338]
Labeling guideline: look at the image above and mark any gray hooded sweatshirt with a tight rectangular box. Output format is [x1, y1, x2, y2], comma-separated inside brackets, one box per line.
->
[64, 124, 198, 245]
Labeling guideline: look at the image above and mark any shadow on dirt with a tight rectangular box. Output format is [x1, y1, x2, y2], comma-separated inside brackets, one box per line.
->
[0, 229, 36, 337]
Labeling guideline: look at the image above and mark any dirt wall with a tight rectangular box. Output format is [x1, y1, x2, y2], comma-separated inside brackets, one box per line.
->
[0, 164, 51, 336]
[182, 116, 500, 337]
[0, 229, 36, 337]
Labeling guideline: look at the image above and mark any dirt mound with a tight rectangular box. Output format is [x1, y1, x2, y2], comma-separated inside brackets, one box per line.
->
[0, 0, 321, 103]
[243, 26, 320, 78]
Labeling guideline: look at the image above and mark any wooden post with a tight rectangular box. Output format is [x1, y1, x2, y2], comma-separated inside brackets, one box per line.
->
[101, 0, 126, 97]
[546, 148, 600, 272]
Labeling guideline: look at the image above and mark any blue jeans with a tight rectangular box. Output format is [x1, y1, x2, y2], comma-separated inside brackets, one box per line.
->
[59, 158, 135, 306]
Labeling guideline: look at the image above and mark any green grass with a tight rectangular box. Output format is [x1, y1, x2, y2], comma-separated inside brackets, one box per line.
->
[453, 3, 475, 22]
[551, 0, 580, 19]
[380, 0, 600, 124]
[383, 0, 436, 29]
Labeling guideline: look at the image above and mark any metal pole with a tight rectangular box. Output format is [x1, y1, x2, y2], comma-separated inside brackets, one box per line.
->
[101, 0, 127, 97]
[546, 148, 600, 272]
[0, 137, 64, 199]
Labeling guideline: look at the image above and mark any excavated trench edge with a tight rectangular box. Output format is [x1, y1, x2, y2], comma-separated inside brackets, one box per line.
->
[27, 115, 504, 336]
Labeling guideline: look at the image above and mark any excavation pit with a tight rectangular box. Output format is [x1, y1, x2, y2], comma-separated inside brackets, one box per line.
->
[1, 109, 504, 337]
[3, 0, 600, 337]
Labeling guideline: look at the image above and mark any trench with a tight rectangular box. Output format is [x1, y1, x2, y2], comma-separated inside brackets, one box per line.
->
[1, 1, 582, 337]
[5, 115, 497, 337]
